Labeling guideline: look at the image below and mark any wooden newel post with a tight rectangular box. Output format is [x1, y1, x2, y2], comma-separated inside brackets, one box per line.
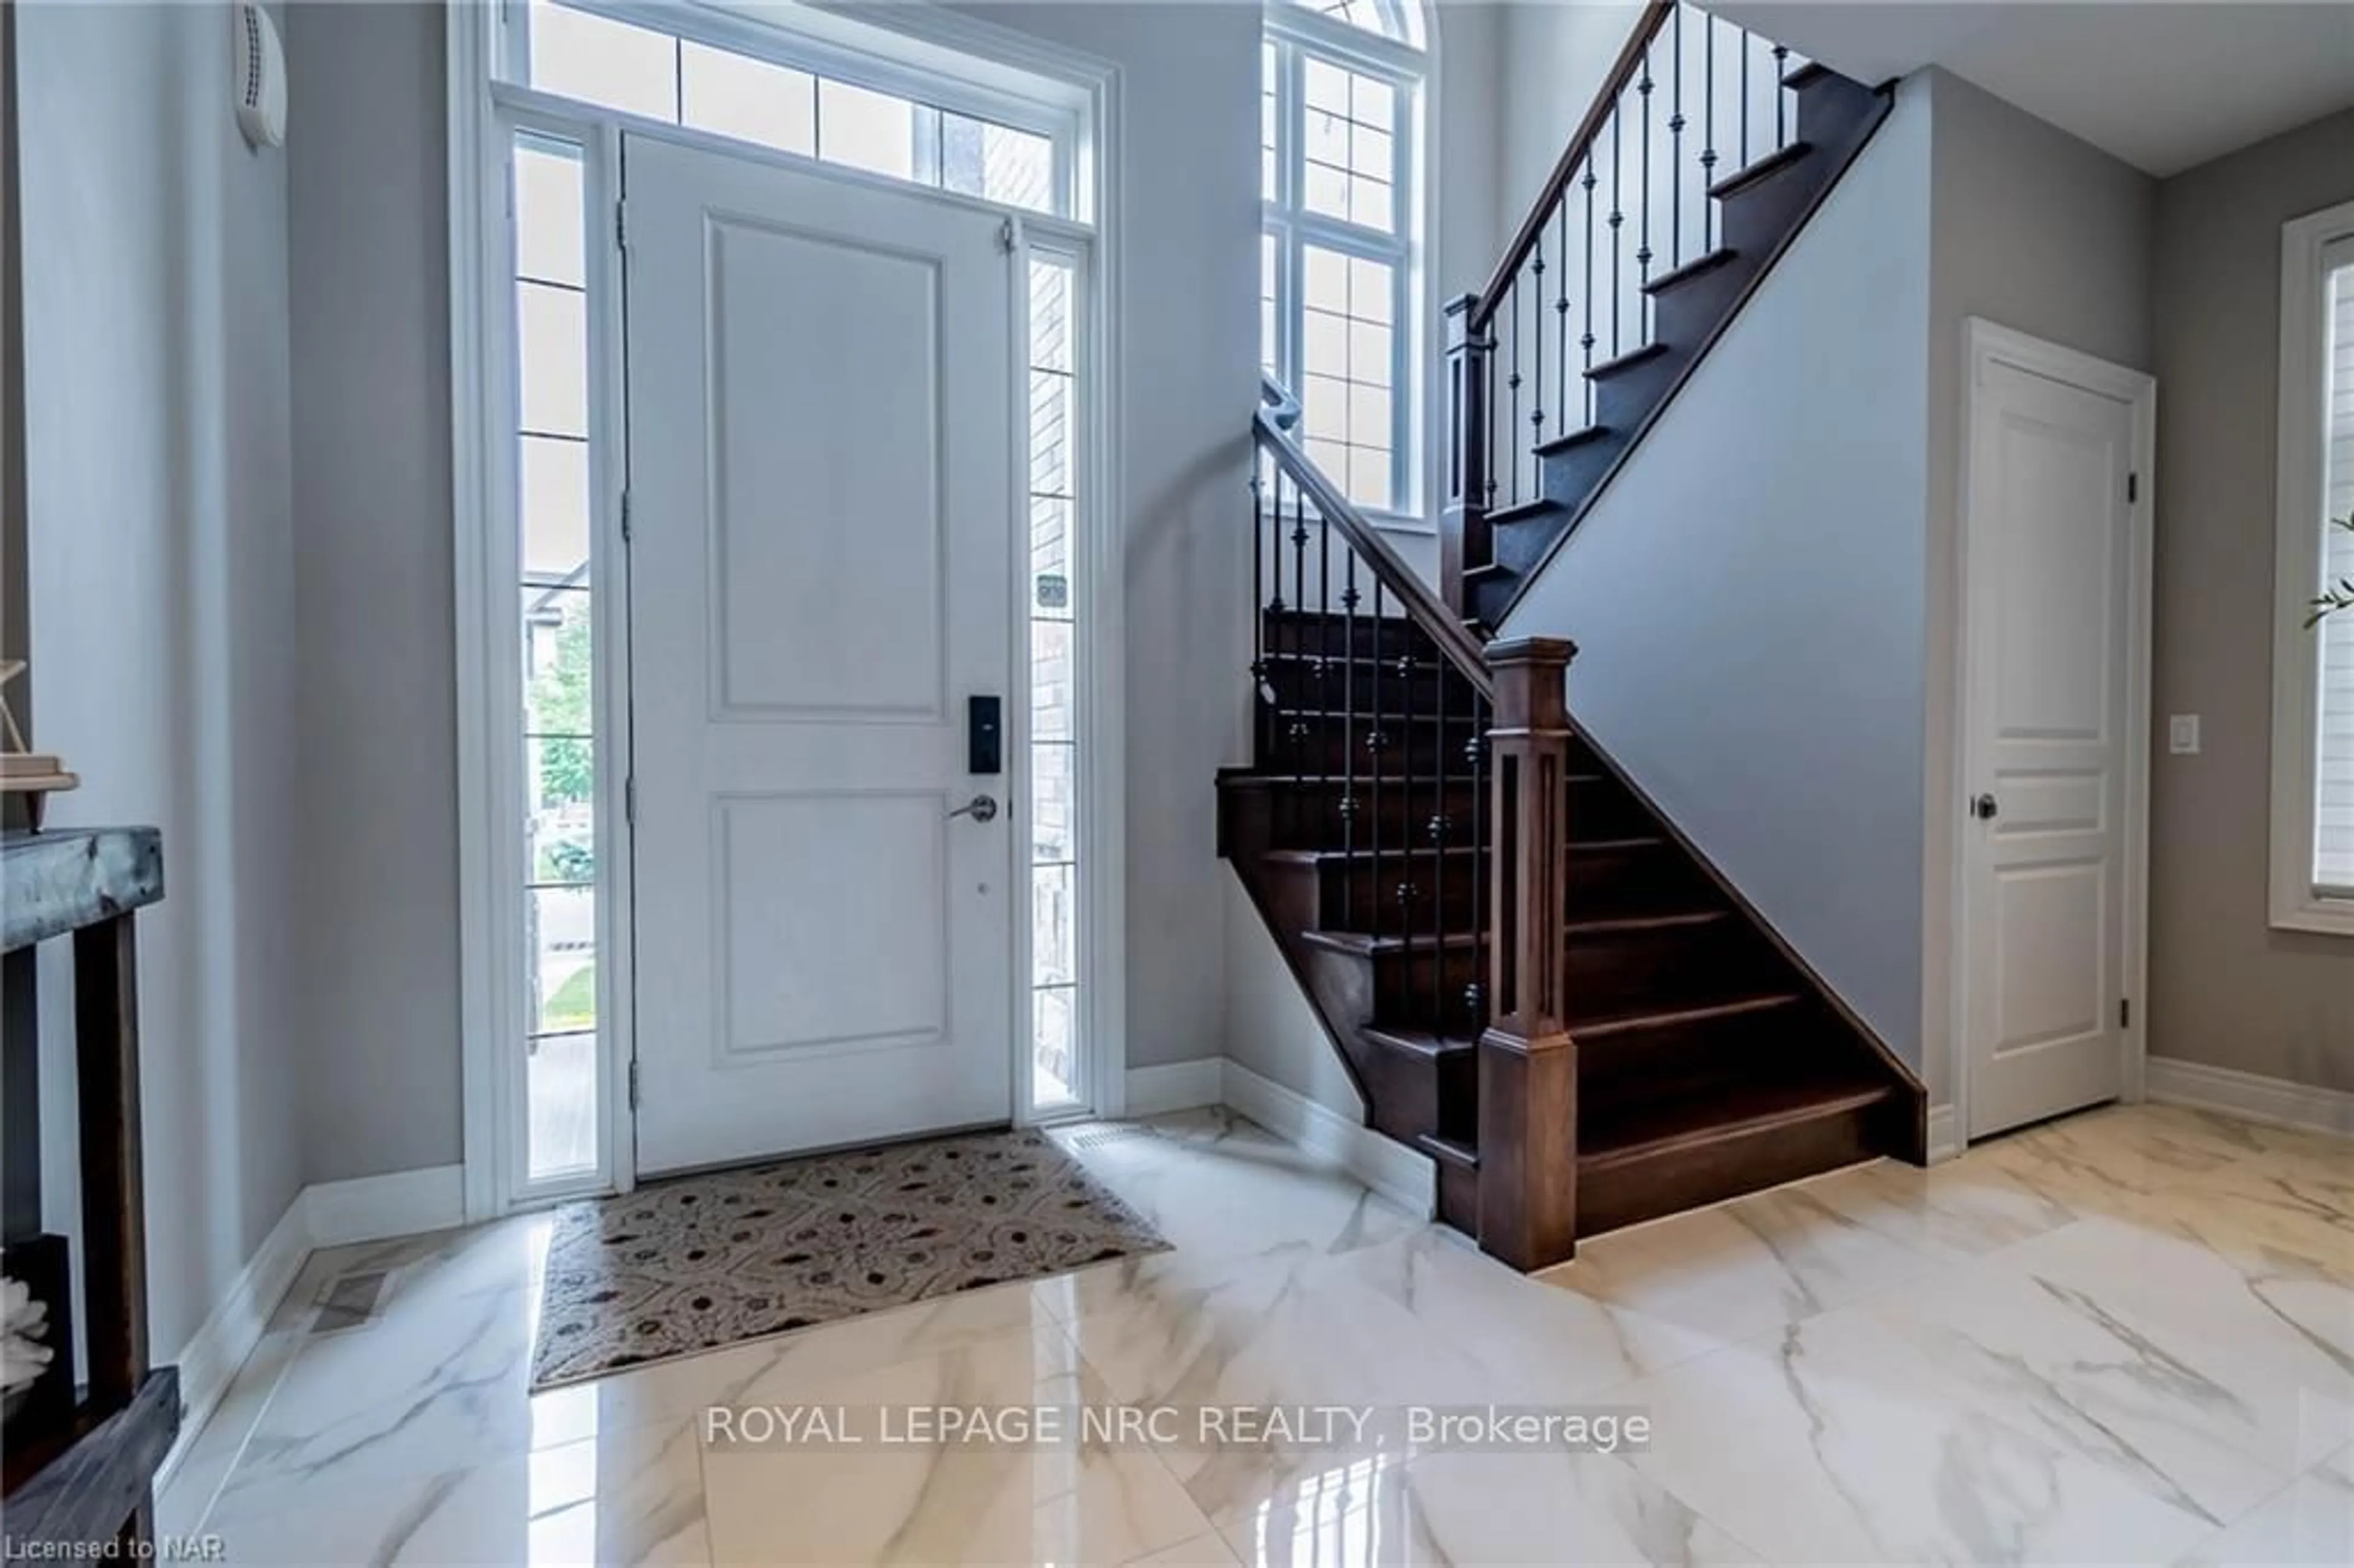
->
[1477, 636, 1579, 1270]
[1440, 293, 1492, 619]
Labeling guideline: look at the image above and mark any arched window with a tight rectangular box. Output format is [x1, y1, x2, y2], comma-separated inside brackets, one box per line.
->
[1263, 0, 1425, 513]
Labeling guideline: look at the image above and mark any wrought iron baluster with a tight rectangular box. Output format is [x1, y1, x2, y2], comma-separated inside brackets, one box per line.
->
[1251, 471, 1266, 763]
[1636, 45, 1654, 337]
[1774, 43, 1790, 148]
[1555, 202, 1571, 444]
[1529, 246, 1546, 462]
[1369, 581, 1387, 939]
[1669, 4, 1685, 273]
[1341, 552, 1360, 915]
[1467, 691, 1485, 1033]
[1506, 280, 1522, 505]
[1582, 156, 1598, 425]
[1740, 26, 1752, 168]
[1431, 645, 1448, 1026]
[1609, 111, 1625, 361]
[1701, 16, 1719, 250]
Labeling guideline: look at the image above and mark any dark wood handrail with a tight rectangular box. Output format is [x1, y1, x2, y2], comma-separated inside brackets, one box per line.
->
[1253, 386, 1493, 698]
[1469, 0, 1675, 335]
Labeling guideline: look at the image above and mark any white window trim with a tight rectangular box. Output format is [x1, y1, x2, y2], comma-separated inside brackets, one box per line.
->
[448, 0, 1129, 1220]
[1262, 3, 1427, 526]
[2269, 197, 2354, 938]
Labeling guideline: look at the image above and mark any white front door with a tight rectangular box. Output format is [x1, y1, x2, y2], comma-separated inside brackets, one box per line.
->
[1961, 349, 2141, 1140]
[624, 135, 1018, 1174]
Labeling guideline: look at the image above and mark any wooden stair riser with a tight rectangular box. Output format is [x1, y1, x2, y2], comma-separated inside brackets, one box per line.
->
[1361, 939, 1487, 1032]
[1286, 850, 1480, 933]
[1243, 778, 1484, 850]
[1260, 712, 1486, 777]
[1262, 610, 1433, 661]
[1563, 917, 1778, 1021]
[1575, 1089, 1891, 1236]
[1362, 1032, 1480, 1147]
[1257, 655, 1480, 715]
[1567, 839, 1716, 918]
[1644, 252, 1762, 355]
[1576, 999, 1820, 1105]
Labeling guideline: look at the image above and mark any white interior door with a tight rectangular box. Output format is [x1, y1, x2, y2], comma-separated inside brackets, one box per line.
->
[624, 135, 1017, 1174]
[1962, 349, 2141, 1140]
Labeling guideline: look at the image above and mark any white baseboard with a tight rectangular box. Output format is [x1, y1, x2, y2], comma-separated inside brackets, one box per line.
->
[1926, 1103, 1961, 1164]
[2144, 1057, 2354, 1140]
[303, 1163, 468, 1248]
[156, 1191, 311, 1488]
[1218, 1060, 1436, 1219]
[1124, 1058, 1226, 1117]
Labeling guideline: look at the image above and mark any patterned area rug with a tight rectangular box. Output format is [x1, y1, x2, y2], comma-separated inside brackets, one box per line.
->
[528, 1127, 1167, 1390]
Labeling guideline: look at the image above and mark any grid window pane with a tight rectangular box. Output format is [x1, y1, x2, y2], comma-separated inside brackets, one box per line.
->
[1032, 622, 1075, 745]
[527, 1032, 598, 1178]
[514, 147, 585, 286]
[1032, 988, 1076, 1105]
[1032, 741, 1076, 859]
[818, 78, 917, 179]
[517, 281, 588, 438]
[1030, 497, 1074, 615]
[1030, 369, 1076, 498]
[520, 436, 589, 583]
[680, 41, 815, 156]
[529, 888, 598, 1035]
[1032, 864, 1076, 984]
[940, 115, 1054, 212]
[522, 589, 594, 775]
[528, 2, 677, 122]
[1030, 260, 1074, 373]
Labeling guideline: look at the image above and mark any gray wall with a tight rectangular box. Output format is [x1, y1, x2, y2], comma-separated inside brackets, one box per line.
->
[2148, 108, 2354, 1091]
[17, 2, 303, 1356]
[1493, 68, 2158, 1100]
[1492, 1, 1644, 266]
[285, 1, 465, 1179]
[1501, 78, 1937, 1070]
[1918, 67, 2156, 1106]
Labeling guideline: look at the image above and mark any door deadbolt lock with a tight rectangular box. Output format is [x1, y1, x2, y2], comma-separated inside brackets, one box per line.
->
[948, 793, 999, 824]
[1971, 793, 1999, 821]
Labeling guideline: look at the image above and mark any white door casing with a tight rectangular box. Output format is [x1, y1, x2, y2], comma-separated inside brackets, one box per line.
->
[625, 135, 1018, 1173]
[1959, 325, 2152, 1141]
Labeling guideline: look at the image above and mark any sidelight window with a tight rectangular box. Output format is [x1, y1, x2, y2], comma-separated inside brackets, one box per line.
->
[2270, 200, 2354, 933]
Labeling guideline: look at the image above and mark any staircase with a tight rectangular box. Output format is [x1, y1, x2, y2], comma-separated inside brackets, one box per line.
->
[1222, 2, 1922, 1271]
[1444, 2, 1894, 631]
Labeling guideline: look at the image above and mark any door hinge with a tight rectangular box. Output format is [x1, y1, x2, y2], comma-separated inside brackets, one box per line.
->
[615, 197, 629, 253]
[2119, 997, 2131, 1029]
[998, 217, 1017, 255]
[625, 775, 637, 826]
[628, 1059, 641, 1109]
[2127, 471, 2139, 504]
[620, 488, 633, 543]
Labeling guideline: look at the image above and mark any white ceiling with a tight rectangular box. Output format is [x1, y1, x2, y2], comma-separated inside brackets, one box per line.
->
[1708, 1, 2354, 176]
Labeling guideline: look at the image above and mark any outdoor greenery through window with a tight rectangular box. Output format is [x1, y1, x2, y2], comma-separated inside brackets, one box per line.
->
[1263, 0, 1422, 512]
[525, 0, 1059, 215]
[515, 133, 600, 1181]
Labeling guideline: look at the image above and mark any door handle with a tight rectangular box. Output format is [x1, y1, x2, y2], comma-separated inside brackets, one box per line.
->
[947, 793, 999, 824]
[1972, 793, 1999, 821]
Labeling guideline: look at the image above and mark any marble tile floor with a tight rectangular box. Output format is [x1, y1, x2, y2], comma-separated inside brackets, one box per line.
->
[156, 1102, 2353, 1566]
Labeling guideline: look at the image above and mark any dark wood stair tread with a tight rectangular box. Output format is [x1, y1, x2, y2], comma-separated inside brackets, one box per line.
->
[1643, 246, 1739, 296]
[1580, 1069, 1895, 1170]
[1360, 1024, 1476, 1059]
[1708, 140, 1812, 200]
[1564, 908, 1728, 937]
[1487, 497, 1561, 528]
[1417, 1132, 1479, 1170]
[1534, 423, 1614, 459]
[1300, 927, 1484, 957]
[1572, 989, 1805, 1038]
[1264, 845, 1478, 866]
[1783, 60, 1836, 91]
[1585, 340, 1670, 381]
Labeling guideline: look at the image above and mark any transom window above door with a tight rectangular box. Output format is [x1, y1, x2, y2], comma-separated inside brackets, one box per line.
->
[1262, 0, 1425, 515]
[506, 1, 1076, 219]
